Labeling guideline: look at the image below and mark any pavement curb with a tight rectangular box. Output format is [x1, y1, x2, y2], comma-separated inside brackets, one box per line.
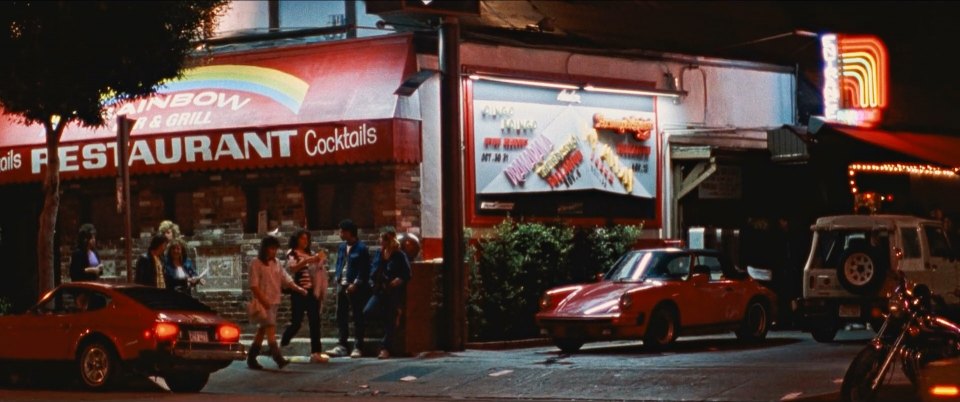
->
[465, 337, 552, 350]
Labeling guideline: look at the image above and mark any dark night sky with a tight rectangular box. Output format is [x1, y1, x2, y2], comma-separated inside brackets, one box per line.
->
[431, 1, 960, 133]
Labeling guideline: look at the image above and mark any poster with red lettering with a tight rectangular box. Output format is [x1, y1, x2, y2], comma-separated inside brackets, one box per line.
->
[471, 80, 656, 198]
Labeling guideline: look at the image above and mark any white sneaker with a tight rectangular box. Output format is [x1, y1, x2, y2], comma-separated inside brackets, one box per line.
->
[310, 353, 330, 363]
[350, 348, 362, 358]
[326, 345, 348, 357]
[377, 349, 390, 359]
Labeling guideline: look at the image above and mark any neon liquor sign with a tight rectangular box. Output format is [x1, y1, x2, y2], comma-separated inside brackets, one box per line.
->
[821, 34, 888, 127]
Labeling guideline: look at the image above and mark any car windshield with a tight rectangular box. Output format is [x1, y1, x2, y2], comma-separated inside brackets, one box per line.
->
[603, 251, 660, 282]
[117, 287, 213, 312]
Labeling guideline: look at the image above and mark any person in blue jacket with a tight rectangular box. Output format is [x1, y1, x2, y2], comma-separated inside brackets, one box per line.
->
[326, 219, 372, 358]
[365, 228, 412, 359]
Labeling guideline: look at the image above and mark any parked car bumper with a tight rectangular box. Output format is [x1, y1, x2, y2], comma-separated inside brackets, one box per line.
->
[537, 315, 646, 340]
[135, 342, 245, 373]
[794, 297, 886, 326]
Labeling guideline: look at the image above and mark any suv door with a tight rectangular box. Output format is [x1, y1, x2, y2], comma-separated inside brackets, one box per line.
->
[921, 224, 960, 304]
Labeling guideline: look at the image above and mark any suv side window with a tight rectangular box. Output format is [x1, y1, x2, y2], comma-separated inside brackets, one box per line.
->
[901, 228, 922, 258]
[923, 225, 952, 258]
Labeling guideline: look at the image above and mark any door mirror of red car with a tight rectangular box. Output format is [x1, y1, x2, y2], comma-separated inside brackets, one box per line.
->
[595, 272, 605, 282]
[690, 265, 711, 284]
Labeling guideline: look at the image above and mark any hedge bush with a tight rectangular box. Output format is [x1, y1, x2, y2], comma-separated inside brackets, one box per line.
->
[467, 219, 642, 341]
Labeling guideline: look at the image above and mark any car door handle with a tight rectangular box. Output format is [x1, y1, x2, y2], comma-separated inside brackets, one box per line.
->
[724, 287, 734, 292]
[59, 323, 71, 330]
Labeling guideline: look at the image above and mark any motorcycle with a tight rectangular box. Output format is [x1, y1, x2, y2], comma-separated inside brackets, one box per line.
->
[841, 277, 960, 402]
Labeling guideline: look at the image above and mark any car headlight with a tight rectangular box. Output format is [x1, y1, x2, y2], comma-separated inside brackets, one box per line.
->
[619, 293, 633, 309]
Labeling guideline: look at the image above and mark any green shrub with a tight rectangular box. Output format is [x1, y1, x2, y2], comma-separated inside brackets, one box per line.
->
[470, 218, 573, 341]
[588, 224, 644, 277]
[466, 220, 642, 341]
[0, 297, 11, 315]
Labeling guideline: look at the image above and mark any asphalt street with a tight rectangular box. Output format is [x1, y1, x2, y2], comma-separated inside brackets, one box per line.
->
[0, 329, 921, 402]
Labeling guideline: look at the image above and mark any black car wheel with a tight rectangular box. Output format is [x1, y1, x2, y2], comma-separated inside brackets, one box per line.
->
[643, 305, 678, 350]
[165, 372, 210, 393]
[77, 341, 118, 390]
[554, 338, 584, 354]
[735, 301, 769, 343]
[837, 247, 886, 295]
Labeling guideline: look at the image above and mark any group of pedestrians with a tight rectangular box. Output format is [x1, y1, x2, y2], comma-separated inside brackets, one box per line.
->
[69, 218, 413, 370]
[70, 220, 205, 295]
[246, 219, 412, 370]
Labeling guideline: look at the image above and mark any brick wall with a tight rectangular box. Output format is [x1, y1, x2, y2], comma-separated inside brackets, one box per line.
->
[57, 164, 421, 337]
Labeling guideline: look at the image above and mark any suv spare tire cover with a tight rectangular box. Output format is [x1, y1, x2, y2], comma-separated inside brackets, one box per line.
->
[836, 246, 887, 295]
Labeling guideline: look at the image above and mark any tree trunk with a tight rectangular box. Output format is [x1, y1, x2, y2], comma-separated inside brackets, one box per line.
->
[37, 119, 66, 295]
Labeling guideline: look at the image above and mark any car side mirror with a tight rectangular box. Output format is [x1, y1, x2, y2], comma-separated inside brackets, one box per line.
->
[595, 272, 605, 282]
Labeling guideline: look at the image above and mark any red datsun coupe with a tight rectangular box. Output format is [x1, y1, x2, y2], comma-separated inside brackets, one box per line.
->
[0, 282, 244, 392]
[536, 248, 777, 352]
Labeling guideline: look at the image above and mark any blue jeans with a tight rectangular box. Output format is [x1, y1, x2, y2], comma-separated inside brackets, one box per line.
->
[363, 292, 400, 350]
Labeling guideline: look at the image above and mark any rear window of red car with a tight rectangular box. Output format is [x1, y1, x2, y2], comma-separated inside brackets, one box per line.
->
[117, 287, 213, 312]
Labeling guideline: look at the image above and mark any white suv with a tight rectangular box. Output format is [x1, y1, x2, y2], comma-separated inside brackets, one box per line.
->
[798, 214, 960, 342]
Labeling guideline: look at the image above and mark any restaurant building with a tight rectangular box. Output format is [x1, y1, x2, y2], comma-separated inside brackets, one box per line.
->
[0, 1, 799, 319]
[0, 33, 423, 319]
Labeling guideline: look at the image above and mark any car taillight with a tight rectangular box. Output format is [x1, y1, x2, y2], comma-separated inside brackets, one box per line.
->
[218, 325, 240, 342]
[154, 322, 179, 340]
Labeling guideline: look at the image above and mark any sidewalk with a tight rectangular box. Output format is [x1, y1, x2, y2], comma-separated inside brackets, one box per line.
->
[242, 334, 551, 359]
[241, 335, 405, 360]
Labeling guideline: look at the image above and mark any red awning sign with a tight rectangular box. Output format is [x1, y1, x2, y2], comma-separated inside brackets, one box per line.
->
[0, 34, 421, 184]
[0, 119, 420, 183]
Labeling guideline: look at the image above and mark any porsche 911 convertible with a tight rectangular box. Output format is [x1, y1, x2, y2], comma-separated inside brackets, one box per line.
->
[536, 248, 777, 352]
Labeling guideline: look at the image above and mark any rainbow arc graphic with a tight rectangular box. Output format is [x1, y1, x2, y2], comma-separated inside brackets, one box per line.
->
[158, 65, 311, 114]
[104, 65, 311, 114]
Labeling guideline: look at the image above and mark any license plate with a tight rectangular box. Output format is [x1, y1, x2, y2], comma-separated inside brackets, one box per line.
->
[189, 330, 209, 343]
[839, 304, 861, 318]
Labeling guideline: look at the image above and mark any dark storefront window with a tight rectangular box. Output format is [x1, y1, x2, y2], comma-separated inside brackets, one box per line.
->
[309, 181, 375, 230]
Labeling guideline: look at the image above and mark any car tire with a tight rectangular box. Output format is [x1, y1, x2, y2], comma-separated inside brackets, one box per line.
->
[554, 339, 584, 354]
[77, 340, 119, 390]
[643, 305, 678, 351]
[165, 372, 210, 393]
[735, 300, 770, 343]
[836, 246, 887, 296]
[811, 324, 839, 343]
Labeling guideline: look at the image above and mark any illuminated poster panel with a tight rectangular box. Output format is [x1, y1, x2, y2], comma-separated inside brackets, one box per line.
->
[471, 80, 657, 200]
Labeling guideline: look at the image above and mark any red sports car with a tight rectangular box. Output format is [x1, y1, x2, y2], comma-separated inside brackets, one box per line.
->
[0, 282, 244, 392]
[536, 248, 777, 352]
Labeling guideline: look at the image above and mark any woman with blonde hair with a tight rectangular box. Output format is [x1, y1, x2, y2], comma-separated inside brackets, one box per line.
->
[158, 220, 182, 241]
[364, 229, 411, 359]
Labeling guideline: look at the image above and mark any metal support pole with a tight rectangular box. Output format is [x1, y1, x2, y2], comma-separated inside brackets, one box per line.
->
[439, 16, 465, 351]
[117, 116, 134, 282]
